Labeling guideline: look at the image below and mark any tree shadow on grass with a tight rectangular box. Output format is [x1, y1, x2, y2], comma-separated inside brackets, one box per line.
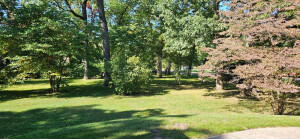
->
[0, 80, 51, 102]
[0, 79, 114, 103]
[141, 78, 216, 97]
[224, 99, 300, 115]
[0, 105, 206, 139]
[0, 78, 208, 102]
[223, 99, 271, 114]
[0, 78, 216, 103]
[204, 89, 300, 115]
[0, 89, 51, 102]
[203, 90, 241, 99]
[203, 85, 271, 114]
[59, 80, 113, 98]
[203, 81, 257, 100]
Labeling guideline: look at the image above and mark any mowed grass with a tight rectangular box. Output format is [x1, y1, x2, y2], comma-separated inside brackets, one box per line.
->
[0, 78, 300, 139]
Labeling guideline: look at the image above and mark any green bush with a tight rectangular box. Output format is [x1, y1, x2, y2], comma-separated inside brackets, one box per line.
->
[111, 56, 153, 95]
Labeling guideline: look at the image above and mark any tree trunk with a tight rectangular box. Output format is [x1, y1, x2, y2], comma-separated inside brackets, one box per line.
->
[97, 0, 111, 87]
[82, 1, 89, 80]
[156, 56, 162, 78]
[175, 64, 181, 85]
[187, 63, 192, 77]
[187, 44, 196, 77]
[83, 44, 89, 80]
[270, 91, 287, 115]
[62, 0, 90, 79]
[82, 28, 89, 80]
[156, 39, 163, 78]
[216, 72, 223, 90]
[213, 0, 220, 17]
[165, 61, 171, 76]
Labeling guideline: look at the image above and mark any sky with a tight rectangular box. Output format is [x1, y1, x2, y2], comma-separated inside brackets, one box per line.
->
[219, 0, 231, 11]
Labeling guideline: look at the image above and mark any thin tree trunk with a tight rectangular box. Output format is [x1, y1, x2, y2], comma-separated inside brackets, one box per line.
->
[187, 44, 196, 77]
[82, 1, 89, 80]
[187, 63, 192, 77]
[97, 0, 111, 86]
[216, 71, 223, 90]
[175, 64, 181, 85]
[83, 43, 89, 80]
[62, 0, 90, 79]
[167, 62, 171, 75]
[213, 0, 220, 17]
[165, 61, 171, 76]
[156, 55, 162, 78]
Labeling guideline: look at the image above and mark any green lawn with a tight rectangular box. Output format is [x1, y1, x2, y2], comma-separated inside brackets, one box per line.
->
[0, 78, 300, 139]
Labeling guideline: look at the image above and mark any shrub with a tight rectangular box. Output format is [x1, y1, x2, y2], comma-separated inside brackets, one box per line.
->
[111, 56, 153, 95]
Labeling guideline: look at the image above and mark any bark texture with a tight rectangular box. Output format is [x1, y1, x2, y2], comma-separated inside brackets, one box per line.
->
[216, 72, 223, 90]
[97, 0, 111, 86]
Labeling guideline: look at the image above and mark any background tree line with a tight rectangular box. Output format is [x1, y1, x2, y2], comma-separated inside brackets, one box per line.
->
[0, 0, 215, 94]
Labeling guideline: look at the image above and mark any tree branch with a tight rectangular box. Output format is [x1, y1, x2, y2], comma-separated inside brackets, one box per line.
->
[81, 0, 88, 21]
[117, 5, 130, 25]
[53, 0, 67, 11]
[64, 0, 85, 20]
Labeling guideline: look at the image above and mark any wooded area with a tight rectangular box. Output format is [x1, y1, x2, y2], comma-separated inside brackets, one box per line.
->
[1, 0, 300, 114]
[0, 0, 300, 138]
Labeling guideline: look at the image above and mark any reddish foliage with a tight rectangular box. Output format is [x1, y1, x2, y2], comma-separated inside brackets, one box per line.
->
[201, 0, 300, 114]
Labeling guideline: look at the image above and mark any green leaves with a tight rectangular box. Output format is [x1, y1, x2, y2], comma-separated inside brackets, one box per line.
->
[160, 1, 220, 55]
[0, 1, 84, 83]
[111, 55, 153, 95]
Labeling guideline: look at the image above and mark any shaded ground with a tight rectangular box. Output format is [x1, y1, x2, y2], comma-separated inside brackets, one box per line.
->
[0, 77, 215, 102]
[0, 105, 190, 139]
[208, 127, 300, 139]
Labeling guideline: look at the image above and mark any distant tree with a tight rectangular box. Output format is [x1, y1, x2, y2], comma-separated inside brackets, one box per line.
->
[158, 0, 221, 84]
[107, 0, 157, 94]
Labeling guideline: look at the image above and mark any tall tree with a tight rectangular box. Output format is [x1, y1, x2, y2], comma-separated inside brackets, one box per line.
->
[54, 0, 91, 80]
[158, 0, 220, 84]
[97, 0, 111, 86]
[139, 0, 163, 78]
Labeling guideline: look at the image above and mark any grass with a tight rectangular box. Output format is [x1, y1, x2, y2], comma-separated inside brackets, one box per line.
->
[0, 78, 300, 139]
